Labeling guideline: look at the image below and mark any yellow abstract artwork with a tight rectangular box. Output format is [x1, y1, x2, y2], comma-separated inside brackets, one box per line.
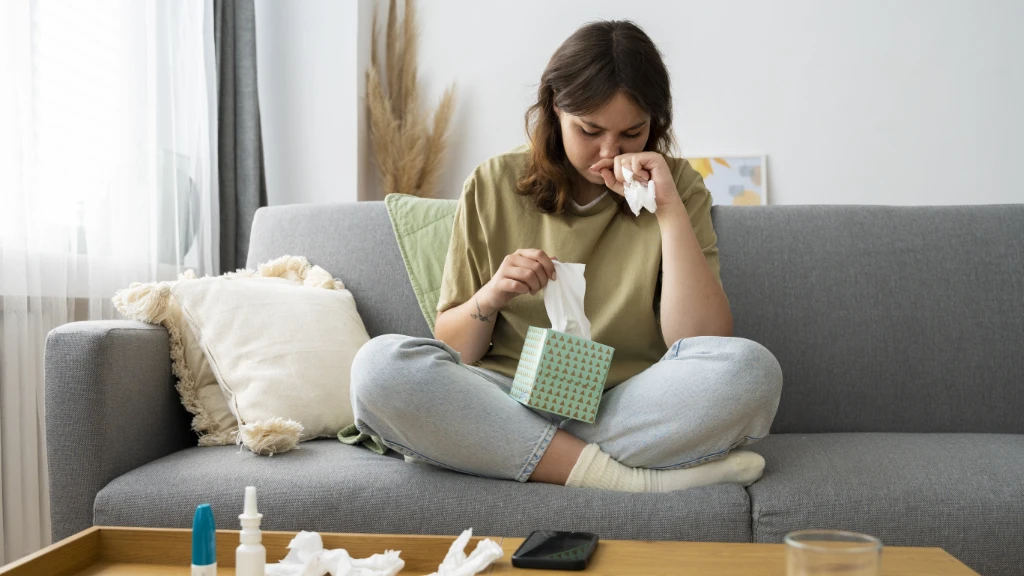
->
[686, 156, 767, 206]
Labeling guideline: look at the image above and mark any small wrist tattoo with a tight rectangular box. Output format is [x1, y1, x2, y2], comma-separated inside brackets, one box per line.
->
[470, 297, 495, 323]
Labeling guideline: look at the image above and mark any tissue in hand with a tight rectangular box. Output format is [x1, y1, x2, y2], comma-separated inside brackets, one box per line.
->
[508, 262, 615, 424]
[622, 166, 657, 216]
[542, 261, 591, 339]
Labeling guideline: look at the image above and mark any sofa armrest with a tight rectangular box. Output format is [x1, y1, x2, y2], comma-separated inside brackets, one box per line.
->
[45, 320, 193, 541]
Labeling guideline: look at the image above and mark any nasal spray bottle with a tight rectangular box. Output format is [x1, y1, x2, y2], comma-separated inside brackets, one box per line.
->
[191, 503, 217, 576]
[235, 486, 266, 576]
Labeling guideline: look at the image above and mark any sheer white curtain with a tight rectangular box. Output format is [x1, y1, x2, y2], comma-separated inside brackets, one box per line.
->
[0, 0, 217, 562]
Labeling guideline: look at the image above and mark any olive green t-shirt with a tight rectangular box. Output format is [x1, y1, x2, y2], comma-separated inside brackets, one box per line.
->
[437, 145, 722, 387]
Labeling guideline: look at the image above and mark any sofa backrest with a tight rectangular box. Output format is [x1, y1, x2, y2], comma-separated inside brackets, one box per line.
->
[248, 202, 1024, 435]
[714, 204, 1024, 434]
[247, 203, 434, 340]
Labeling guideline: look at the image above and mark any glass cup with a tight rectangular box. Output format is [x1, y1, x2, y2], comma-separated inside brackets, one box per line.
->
[785, 530, 882, 576]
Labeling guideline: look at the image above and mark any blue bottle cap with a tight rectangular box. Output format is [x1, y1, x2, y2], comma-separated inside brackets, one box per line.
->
[191, 503, 216, 566]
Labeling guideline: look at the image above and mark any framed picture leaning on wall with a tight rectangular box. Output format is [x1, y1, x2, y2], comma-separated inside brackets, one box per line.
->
[686, 155, 768, 206]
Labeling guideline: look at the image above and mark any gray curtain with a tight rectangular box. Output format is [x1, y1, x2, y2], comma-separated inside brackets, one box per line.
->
[214, 0, 268, 273]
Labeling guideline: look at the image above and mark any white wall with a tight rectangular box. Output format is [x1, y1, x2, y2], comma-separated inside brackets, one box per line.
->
[257, 0, 1024, 206]
[254, 0, 373, 205]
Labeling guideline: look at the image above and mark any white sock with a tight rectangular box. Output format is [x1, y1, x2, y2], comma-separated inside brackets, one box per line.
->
[564, 443, 765, 493]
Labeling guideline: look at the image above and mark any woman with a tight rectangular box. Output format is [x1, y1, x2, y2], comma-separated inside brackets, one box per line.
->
[350, 20, 782, 492]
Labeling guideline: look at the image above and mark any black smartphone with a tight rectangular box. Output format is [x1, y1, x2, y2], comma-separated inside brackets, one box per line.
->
[511, 530, 599, 570]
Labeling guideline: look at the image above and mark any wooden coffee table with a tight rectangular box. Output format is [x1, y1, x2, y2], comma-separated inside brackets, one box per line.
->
[0, 527, 979, 575]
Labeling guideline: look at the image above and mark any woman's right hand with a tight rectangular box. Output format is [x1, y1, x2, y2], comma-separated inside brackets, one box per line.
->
[477, 248, 557, 314]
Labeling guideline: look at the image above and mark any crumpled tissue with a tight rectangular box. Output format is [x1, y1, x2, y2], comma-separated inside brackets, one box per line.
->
[265, 531, 404, 576]
[622, 166, 657, 216]
[426, 528, 504, 576]
[264, 528, 503, 576]
[544, 261, 591, 340]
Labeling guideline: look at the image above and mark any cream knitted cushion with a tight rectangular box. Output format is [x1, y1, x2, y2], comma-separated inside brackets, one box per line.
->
[112, 256, 367, 454]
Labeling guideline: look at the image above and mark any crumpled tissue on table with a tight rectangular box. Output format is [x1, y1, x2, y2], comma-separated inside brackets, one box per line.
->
[622, 166, 657, 216]
[264, 531, 403, 576]
[264, 528, 503, 576]
[426, 528, 504, 576]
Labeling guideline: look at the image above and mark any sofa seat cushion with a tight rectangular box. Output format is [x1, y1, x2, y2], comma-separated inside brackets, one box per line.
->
[747, 433, 1024, 576]
[95, 440, 752, 542]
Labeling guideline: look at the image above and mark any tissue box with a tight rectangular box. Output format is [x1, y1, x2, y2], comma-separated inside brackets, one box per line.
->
[509, 326, 615, 423]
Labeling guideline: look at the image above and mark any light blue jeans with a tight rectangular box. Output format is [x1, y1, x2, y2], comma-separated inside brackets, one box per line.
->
[350, 334, 782, 482]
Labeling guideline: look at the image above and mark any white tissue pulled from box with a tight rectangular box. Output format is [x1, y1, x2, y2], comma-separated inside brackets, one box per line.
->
[622, 166, 657, 216]
[264, 528, 502, 576]
[426, 528, 504, 576]
[544, 261, 592, 340]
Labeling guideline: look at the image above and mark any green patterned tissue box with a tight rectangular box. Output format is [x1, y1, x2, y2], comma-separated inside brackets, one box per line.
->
[509, 326, 615, 423]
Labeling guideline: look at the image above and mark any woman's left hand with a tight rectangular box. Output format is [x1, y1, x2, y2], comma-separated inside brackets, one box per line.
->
[589, 152, 683, 214]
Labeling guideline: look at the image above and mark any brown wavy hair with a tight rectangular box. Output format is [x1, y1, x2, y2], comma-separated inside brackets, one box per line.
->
[517, 20, 676, 215]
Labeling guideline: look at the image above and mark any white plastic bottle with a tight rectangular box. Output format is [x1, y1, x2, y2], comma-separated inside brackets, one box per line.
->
[235, 486, 266, 576]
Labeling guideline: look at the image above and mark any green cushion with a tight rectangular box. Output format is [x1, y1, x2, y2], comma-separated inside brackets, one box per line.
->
[384, 194, 458, 334]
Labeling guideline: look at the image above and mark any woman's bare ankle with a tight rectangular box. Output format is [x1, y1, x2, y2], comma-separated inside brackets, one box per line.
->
[527, 429, 586, 485]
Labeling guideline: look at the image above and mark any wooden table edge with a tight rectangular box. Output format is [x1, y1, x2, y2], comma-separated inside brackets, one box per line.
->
[0, 528, 980, 576]
[0, 527, 101, 575]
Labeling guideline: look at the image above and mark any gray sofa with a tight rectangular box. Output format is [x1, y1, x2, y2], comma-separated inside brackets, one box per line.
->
[46, 202, 1023, 575]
